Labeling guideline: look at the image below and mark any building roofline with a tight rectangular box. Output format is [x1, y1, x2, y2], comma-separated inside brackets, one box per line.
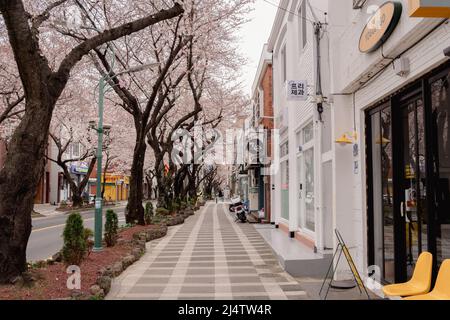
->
[267, 0, 289, 52]
[251, 44, 272, 95]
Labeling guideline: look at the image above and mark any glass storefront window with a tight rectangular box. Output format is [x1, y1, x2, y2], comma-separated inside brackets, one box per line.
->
[368, 64, 450, 282]
[303, 122, 314, 144]
[304, 147, 315, 232]
[431, 69, 450, 268]
[370, 107, 395, 283]
[281, 160, 289, 220]
[401, 97, 428, 279]
[281, 141, 289, 158]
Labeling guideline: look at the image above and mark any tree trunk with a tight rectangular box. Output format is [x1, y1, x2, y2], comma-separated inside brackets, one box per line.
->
[61, 157, 96, 208]
[0, 98, 53, 283]
[127, 139, 146, 225]
[66, 180, 83, 208]
[155, 160, 167, 208]
[72, 192, 84, 208]
[101, 157, 110, 201]
[145, 175, 153, 200]
[155, 158, 174, 209]
[174, 166, 188, 200]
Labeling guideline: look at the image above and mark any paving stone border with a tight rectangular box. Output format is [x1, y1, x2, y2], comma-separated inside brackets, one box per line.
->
[91, 206, 200, 299]
[92, 224, 169, 299]
[164, 215, 185, 227]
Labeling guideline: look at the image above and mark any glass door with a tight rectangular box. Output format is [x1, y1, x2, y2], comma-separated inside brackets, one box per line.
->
[368, 106, 395, 283]
[430, 68, 450, 270]
[368, 64, 450, 283]
[399, 95, 428, 280]
[297, 154, 303, 229]
[281, 160, 289, 221]
[304, 147, 315, 232]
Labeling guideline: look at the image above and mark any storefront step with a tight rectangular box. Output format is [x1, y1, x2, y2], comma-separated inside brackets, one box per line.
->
[255, 225, 333, 278]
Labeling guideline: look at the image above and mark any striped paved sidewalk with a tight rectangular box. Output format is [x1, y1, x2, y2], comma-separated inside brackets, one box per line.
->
[107, 202, 308, 300]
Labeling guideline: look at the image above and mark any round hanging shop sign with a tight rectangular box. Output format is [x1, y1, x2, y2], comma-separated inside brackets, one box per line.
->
[359, 1, 403, 53]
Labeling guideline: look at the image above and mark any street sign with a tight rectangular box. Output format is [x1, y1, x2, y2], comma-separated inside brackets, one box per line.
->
[286, 80, 308, 101]
[95, 198, 102, 209]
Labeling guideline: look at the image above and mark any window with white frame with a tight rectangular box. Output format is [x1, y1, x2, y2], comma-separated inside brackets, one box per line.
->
[281, 44, 287, 84]
[280, 141, 289, 158]
[297, 121, 315, 233]
[298, 0, 307, 51]
[303, 121, 314, 144]
[71, 142, 80, 158]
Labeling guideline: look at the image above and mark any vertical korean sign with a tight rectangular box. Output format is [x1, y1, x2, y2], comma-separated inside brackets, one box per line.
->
[287, 80, 308, 101]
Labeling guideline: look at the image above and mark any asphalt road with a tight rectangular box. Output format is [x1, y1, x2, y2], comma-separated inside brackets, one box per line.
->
[28, 205, 127, 262]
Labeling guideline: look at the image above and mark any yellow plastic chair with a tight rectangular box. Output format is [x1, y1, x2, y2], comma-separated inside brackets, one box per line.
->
[383, 252, 433, 298]
[404, 259, 450, 300]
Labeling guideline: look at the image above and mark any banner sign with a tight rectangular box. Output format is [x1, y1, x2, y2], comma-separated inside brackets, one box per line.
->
[70, 162, 89, 175]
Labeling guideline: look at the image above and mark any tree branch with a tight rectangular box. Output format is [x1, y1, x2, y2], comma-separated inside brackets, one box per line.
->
[31, 0, 68, 32]
[52, 2, 184, 94]
[0, 95, 25, 124]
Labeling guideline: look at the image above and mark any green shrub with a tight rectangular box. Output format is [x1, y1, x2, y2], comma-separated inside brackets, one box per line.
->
[84, 228, 94, 255]
[167, 200, 173, 212]
[172, 202, 180, 212]
[151, 215, 164, 224]
[145, 202, 154, 225]
[155, 207, 170, 216]
[104, 210, 119, 247]
[62, 213, 87, 265]
[180, 201, 187, 210]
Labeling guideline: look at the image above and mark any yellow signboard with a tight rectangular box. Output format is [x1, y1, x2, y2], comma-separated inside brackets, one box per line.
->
[409, 0, 450, 17]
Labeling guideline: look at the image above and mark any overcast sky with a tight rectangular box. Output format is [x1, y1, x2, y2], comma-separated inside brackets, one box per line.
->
[237, 0, 279, 95]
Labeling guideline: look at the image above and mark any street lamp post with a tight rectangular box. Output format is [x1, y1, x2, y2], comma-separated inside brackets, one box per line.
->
[93, 76, 107, 252]
[91, 61, 160, 252]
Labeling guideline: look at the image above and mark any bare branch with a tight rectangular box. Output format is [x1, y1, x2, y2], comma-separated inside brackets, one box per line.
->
[53, 3, 184, 93]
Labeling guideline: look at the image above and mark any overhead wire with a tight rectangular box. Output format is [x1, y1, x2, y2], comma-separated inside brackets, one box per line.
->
[261, 0, 348, 28]
[261, 0, 316, 25]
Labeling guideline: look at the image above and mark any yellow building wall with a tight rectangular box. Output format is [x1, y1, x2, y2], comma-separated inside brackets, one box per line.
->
[101, 174, 130, 202]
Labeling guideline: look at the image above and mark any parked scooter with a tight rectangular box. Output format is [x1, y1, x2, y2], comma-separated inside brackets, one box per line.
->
[229, 197, 248, 223]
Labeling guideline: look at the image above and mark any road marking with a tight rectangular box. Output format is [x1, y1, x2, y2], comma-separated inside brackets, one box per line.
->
[32, 205, 127, 221]
[32, 216, 126, 233]
[32, 218, 95, 233]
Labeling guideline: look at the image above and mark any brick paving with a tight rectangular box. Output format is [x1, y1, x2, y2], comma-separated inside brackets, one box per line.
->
[107, 202, 308, 300]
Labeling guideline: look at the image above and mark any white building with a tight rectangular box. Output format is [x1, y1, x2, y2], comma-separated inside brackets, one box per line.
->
[268, 0, 335, 276]
[265, 0, 450, 287]
[328, 0, 450, 284]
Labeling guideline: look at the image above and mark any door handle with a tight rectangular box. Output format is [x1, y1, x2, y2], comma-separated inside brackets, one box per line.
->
[400, 202, 405, 218]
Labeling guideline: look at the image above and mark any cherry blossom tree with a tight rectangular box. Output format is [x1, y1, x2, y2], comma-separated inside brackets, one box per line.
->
[146, 0, 253, 207]
[0, 0, 184, 284]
